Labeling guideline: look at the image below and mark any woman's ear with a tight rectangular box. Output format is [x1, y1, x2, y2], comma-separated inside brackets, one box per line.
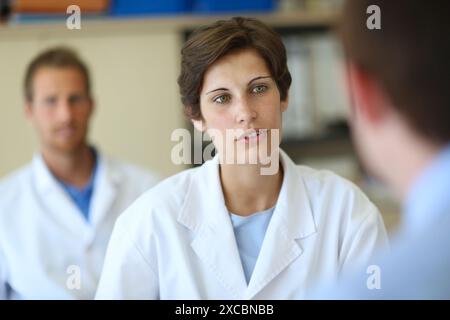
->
[281, 91, 289, 112]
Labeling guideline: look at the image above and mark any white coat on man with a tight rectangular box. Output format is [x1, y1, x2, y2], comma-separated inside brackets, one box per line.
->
[0, 152, 159, 299]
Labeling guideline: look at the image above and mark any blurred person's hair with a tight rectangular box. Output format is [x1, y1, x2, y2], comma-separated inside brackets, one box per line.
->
[340, 0, 450, 144]
[24, 47, 91, 102]
[178, 16, 292, 121]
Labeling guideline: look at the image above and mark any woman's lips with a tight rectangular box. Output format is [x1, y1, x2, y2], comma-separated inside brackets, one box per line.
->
[237, 128, 268, 143]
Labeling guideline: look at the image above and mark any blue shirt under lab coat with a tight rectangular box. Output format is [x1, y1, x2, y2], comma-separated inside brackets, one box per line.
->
[58, 154, 98, 221]
[230, 207, 275, 284]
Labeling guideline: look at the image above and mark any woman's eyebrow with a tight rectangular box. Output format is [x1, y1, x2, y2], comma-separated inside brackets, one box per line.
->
[205, 87, 229, 95]
[248, 76, 272, 86]
[205, 75, 271, 95]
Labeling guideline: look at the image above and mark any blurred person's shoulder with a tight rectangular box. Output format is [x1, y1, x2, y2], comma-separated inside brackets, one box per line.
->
[103, 154, 161, 192]
[0, 162, 34, 194]
[0, 162, 34, 216]
[112, 161, 203, 232]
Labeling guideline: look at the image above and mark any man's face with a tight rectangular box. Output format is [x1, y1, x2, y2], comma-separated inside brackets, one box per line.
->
[26, 67, 93, 154]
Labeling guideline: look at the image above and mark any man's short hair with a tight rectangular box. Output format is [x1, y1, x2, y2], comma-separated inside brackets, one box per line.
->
[24, 47, 91, 102]
[340, 0, 450, 144]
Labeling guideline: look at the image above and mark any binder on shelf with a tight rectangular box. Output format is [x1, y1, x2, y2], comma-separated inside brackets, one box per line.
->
[309, 34, 350, 126]
[281, 33, 350, 141]
[282, 35, 317, 139]
[13, 0, 110, 13]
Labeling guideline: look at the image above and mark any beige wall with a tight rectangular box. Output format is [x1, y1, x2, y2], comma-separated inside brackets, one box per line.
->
[0, 24, 187, 178]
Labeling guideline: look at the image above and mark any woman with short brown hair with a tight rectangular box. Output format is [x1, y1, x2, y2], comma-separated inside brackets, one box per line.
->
[96, 17, 388, 299]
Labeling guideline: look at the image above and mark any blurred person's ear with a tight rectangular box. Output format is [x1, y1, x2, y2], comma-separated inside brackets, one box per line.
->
[24, 101, 34, 121]
[347, 62, 389, 125]
[88, 97, 95, 116]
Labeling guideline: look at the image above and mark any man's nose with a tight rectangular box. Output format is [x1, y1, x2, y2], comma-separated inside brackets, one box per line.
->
[56, 99, 74, 122]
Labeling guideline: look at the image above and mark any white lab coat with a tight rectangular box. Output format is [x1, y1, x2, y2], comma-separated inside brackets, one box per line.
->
[96, 150, 388, 299]
[0, 152, 159, 299]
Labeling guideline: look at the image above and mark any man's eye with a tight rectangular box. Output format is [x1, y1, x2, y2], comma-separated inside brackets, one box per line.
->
[69, 95, 84, 105]
[44, 97, 57, 106]
[252, 85, 268, 94]
[213, 95, 230, 104]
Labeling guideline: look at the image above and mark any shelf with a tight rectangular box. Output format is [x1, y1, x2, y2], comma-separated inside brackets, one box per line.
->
[0, 9, 339, 39]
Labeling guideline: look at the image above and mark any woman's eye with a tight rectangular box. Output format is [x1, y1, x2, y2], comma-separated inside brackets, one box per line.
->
[252, 85, 267, 94]
[213, 95, 230, 104]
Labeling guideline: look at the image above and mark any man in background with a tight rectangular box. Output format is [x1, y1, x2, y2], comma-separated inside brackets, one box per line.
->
[315, 0, 450, 298]
[0, 47, 159, 299]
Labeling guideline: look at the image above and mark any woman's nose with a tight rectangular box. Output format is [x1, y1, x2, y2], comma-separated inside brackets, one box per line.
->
[235, 98, 257, 125]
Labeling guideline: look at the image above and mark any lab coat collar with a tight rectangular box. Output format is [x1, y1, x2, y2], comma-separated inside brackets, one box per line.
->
[275, 149, 317, 239]
[177, 149, 317, 299]
[89, 153, 122, 228]
[178, 153, 248, 298]
[33, 148, 122, 191]
[247, 149, 317, 298]
[33, 152, 57, 193]
[32, 149, 122, 234]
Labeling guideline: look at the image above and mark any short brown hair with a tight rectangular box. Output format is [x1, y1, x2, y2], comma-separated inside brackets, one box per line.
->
[178, 17, 292, 120]
[340, 0, 450, 144]
[24, 47, 91, 102]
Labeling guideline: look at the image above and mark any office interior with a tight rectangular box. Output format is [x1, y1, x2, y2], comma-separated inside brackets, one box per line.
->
[0, 0, 401, 233]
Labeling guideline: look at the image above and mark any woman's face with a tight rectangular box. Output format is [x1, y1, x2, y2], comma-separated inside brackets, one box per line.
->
[194, 49, 289, 164]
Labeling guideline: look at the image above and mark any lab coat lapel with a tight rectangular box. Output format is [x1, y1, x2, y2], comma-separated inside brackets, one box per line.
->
[246, 150, 317, 299]
[32, 154, 91, 239]
[178, 156, 248, 299]
[89, 154, 120, 229]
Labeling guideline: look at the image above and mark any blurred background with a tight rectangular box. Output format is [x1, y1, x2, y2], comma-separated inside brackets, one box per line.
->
[0, 0, 401, 232]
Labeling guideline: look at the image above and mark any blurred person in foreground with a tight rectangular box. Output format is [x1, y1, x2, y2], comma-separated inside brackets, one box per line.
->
[313, 0, 450, 299]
